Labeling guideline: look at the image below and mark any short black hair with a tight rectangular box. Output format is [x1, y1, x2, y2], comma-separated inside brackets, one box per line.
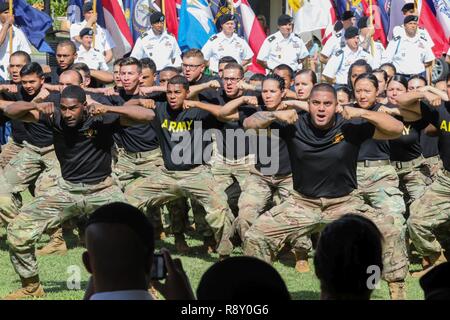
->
[60, 69, 83, 85]
[10, 50, 31, 64]
[20, 62, 44, 78]
[408, 74, 427, 86]
[86, 202, 154, 256]
[380, 62, 397, 74]
[71, 62, 91, 77]
[140, 57, 157, 74]
[160, 66, 179, 75]
[223, 62, 244, 78]
[354, 73, 379, 91]
[119, 57, 142, 72]
[61, 85, 86, 104]
[57, 40, 77, 54]
[249, 73, 265, 82]
[336, 85, 353, 101]
[262, 74, 285, 91]
[168, 75, 189, 90]
[273, 64, 294, 80]
[113, 58, 124, 67]
[218, 56, 238, 65]
[387, 74, 409, 90]
[310, 83, 337, 100]
[372, 68, 388, 83]
[294, 69, 318, 85]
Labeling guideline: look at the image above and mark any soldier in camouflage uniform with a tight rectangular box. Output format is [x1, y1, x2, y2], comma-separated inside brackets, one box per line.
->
[3, 85, 154, 299]
[243, 83, 408, 299]
[396, 81, 450, 277]
[126, 76, 235, 259]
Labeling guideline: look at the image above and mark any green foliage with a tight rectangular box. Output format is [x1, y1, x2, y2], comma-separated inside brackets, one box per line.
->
[26, 0, 68, 17]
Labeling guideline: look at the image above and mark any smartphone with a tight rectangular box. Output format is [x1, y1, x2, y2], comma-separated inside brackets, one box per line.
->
[151, 253, 167, 280]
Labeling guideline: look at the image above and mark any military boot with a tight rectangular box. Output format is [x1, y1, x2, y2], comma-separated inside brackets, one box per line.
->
[203, 235, 217, 254]
[36, 228, 67, 256]
[174, 233, 190, 254]
[4, 275, 45, 300]
[388, 281, 406, 300]
[411, 251, 447, 278]
[294, 249, 311, 273]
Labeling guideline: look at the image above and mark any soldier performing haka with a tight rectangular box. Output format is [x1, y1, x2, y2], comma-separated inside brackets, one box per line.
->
[241, 82, 409, 299]
[3, 85, 154, 299]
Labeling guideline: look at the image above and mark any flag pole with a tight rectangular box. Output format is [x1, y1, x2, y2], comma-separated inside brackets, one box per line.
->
[369, 0, 375, 56]
[92, 0, 97, 47]
[228, 0, 234, 15]
[161, 0, 166, 30]
[9, 0, 13, 57]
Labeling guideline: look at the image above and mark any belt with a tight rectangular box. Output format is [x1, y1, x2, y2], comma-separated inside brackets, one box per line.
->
[121, 148, 160, 159]
[391, 156, 424, 170]
[357, 160, 391, 168]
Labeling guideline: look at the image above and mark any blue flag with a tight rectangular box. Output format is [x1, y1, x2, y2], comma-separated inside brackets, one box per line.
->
[177, 0, 217, 51]
[67, 0, 84, 23]
[12, 0, 53, 53]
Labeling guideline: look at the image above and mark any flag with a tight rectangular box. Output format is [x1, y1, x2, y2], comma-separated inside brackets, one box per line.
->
[430, 0, 450, 42]
[293, 0, 334, 35]
[95, 0, 134, 58]
[210, 0, 230, 29]
[375, 0, 390, 38]
[417, 0, 449, 56]
[321, 0, 338, 45]
[232, 0, 266, 74]
[124, 0, 161, 42]
[335, 0, 365, 19]
[361, 0, 388, 47]
[388, 0, 408, 40]
[67, 0, 84, 24]
[12, 0, 53, 53]
[164, 0, 180, 39]
[177, 0, 216, 51]
[288, 0, 302, 12]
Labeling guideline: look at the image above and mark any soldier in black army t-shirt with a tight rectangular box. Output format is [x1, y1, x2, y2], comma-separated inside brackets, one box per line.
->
[3, 85, 155, 299]
[242, 83, 409, 300]
[125, 75, 235, 259]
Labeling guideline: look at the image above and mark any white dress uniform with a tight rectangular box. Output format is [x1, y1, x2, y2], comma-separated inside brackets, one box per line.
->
[322, 45, 373, 85]
[201, 31, 253, 73]
[257, 31, 309, 71]
[130, 29, 182, 71]
[0, 24, 31, 80]
[359, 35, 386, 69]
[70, 21, 116, 53]
[75, 45, 109, 71]
[321, 30, 346, 59]
[393, 25, 434, 48]
[383, 33, 435, 76]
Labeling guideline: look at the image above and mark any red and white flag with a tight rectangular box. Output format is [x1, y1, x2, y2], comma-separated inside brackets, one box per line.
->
[321, 0, 338, 45]
[233, 0, 267, 74]
[417, 0, 449, 56]
[99, 0, 133, 58]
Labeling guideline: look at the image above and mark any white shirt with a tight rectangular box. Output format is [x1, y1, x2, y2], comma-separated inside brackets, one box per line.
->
[90, 290, 153, 300]
[321, 30, 345, 58]
[0, 24, 32, 80]
[70, 21, 116, 53]
[322, 45, 373, 85]
[201, 32, 253, 73]
[257, 31, 309, 71]
[130, 29, 182, 71]
[393, 25, 434, 48]
[75, 45, 109, 71]
[383, 32, 435, 75]
[359, 36, 385, 69]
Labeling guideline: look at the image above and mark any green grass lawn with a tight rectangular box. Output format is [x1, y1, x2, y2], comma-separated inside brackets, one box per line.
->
[0, 228, 425, 300]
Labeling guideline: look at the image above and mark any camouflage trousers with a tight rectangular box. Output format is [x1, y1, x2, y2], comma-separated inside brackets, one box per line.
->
[357, 163, 406, 228]
[392, 157, 428, 207]
[0, 142, 60, 225]
[422, 155, 443, 185]
[243, 189, 409, 283]
[0, 138, 23, 169]
[115, 147, 203, 236]
[126, 165, 235, 255]
[408, 169, 450, 257]
[7, 176, 125, 278]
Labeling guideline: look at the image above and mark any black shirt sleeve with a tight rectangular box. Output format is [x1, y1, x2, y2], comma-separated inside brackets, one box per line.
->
[420, 100, 440, 128]
[342, 119, 376, 145]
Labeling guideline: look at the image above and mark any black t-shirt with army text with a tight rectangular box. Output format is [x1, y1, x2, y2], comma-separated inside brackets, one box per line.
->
[39, 108, 121, 183]
[279, 112, 375, 198]
[389, 117, 427, 162]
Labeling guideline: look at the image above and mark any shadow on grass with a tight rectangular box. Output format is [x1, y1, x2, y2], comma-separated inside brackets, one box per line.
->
[290, 290, 320, 300]
[155, 240, 218, 263]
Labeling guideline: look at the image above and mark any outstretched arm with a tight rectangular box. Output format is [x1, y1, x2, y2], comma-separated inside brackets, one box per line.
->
[88, 104, 155, 126]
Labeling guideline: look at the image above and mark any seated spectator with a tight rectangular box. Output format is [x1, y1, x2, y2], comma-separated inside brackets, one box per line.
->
[420, 262, 450, 300]
[196, 256, 291, 300]
[314, 214, 383, 300]
[82, 202, 194, 300]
